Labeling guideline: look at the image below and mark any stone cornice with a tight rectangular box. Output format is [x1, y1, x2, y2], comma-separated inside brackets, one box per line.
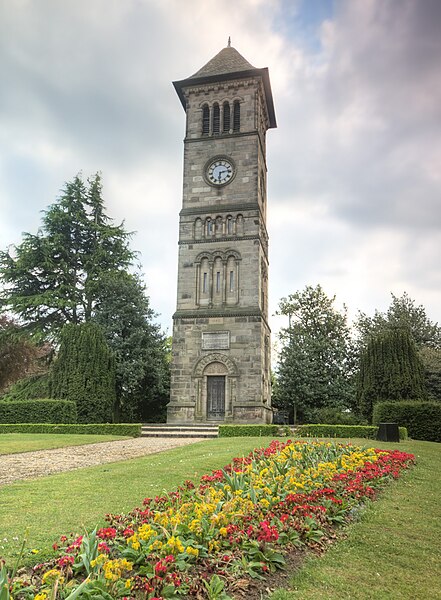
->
[173, 307, 271, 331]
[180, 202, 259, 216]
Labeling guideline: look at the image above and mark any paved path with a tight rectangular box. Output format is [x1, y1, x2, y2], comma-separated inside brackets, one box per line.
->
[0, 437, 205, 486]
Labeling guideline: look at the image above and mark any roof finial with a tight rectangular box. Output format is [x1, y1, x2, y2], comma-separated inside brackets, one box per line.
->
[227, 36, 231, 47]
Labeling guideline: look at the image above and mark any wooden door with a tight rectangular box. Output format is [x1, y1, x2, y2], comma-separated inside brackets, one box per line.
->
[207, 376, 225, 419]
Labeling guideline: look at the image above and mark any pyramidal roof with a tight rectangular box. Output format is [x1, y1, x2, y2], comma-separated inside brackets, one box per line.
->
[173, 42, 277, 129]
[191, 45, 255, 78]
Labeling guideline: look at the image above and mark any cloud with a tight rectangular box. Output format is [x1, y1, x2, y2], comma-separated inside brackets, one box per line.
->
[1, 0, 440, 336]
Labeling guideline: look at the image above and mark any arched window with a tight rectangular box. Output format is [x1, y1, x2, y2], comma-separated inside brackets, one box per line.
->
[206, 218, 213, 237]
[223, 102, 230, 132]
[226, 216, 233, 235]
[194, 218, 202, 240]
[202, 105, 210, 135]
[233, 101, 240, 132]
[213, 103, 220, 134]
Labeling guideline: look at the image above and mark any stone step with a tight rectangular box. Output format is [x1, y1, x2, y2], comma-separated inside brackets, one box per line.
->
[141, 424, 219, 439]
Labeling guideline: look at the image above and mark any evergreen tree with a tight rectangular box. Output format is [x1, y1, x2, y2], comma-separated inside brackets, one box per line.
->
[419, 346, 441, 401]
[357, 326, 427, 421]
[50, 322, 116, 423]
[355, 292, 441, 349]
[275, 285, 356, 423]
[92, 272, 170, 422]
[0, 173, 134, 338]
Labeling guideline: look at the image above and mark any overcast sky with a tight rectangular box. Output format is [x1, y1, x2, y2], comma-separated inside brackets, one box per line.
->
[1, 0, 440, 340]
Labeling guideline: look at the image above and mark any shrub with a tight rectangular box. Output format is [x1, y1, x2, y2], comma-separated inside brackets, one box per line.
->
[357, 327, 427, 421]
[0, 399, 76, 424]
[50, 323, 116, 423]
[298, 423, 407, 441]
[0, 423, 141, 436]
[219, 424, 279, 437]
[373, 400, 441, 442]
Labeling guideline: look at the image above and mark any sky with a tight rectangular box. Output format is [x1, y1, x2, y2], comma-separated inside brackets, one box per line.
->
[1, 0, 440, 341]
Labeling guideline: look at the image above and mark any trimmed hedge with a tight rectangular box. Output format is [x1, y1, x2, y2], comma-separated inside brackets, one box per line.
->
[298, 423, 407, 441]
[0, 399, 77, 424]
[373, 400, 441, 443]
[0, 423, 142, 437]
[219, 424, 279, 437]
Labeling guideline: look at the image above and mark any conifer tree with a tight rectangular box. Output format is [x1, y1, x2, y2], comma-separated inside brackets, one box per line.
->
[50, 322, 116, 423]
[357, 326, 427, 421]
[0, 173, 134, 338]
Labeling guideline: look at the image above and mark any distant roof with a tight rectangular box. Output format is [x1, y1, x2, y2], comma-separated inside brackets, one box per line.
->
[173, 44, 277, 129]
[191, 46, 255, 78]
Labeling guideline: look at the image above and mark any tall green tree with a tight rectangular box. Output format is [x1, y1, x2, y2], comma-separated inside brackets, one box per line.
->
[0, 173, 134, 338]
[275, 285, 356, 423]
[357, 326, 427, 421]
[355, 292, 441, 349]
[92, 272, 170, 422]
[50, 322, 116, 423]
[419, 346, 441, 401]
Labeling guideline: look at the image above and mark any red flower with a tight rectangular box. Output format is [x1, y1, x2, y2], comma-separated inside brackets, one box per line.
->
[97, 527, 117, 540]
[58, 555, 75, 568]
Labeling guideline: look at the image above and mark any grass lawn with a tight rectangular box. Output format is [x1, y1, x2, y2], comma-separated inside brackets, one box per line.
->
[0, 433, 129, 455]
[0, 436, 274, 563]
[0, 436, 439, 599]
[269, 438, 441, 600]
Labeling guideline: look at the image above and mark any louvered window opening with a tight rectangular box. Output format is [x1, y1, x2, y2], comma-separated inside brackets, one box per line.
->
[202, 102, 240, 135]
[213, 104, 220, 134]
[202, 105, 210, 134]
[233, 101, 240, 131]
[223, 102, 230, 132]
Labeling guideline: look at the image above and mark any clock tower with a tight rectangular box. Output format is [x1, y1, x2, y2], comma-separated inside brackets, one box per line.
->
[167, 42, 276, 424]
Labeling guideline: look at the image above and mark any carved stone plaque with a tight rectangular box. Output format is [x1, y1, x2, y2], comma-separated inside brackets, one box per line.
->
[202, 331, 230, 350]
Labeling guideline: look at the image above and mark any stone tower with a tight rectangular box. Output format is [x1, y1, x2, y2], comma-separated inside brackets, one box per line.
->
[167, 43, 276, 424]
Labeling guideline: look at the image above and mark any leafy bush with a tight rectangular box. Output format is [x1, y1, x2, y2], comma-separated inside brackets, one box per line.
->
[219, 424, 279, 437]
[0, 399, 76, 424]
[373, 400, 441, 442]
[298, 423, 407, 441]
[311, 407, 365, 425]
[0, 423, 141, 436]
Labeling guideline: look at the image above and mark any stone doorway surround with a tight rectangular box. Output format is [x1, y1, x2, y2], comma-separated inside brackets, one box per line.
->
[192, 353, 239, 422]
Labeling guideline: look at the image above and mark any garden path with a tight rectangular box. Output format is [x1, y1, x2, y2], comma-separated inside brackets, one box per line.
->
[0, 437, 205, 486]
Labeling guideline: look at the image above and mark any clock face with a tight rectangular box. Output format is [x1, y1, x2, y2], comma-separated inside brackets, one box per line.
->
[206, 158, 234, 186]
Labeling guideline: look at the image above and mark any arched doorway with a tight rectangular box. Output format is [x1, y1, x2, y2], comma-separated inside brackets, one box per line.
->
[192, 353, 239, 422]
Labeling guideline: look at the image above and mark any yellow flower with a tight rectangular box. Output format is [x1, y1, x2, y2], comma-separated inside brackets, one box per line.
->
[34, 594, 48, 600]
[42, 569, 64, 585]
[185, 546, 199, 557]
[219, 527, 228, 537]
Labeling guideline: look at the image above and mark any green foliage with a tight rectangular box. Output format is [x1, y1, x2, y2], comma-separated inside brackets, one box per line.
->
[419, 346, 441, 401]
[310, 407, 364, 425]
[0, 423, 141, 436]
[298, 423, 407, 440]
[92, 271, 170, 422]
[0, 399, 76, 424]
[355, 292, 441, 349]
[50, 323, 116, 423]
[373, 400, 441, 442]
[0, 315, 41, 393]
[357, 327, 427, 422]
[218, 424, 279, 437]
[2, 373, 50, 401]
[0, 173, 135, 338]
[275, 285, 356, 423]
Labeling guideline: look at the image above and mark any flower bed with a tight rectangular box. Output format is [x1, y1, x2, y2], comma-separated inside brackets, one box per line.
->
[3, 440, 414, 599]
